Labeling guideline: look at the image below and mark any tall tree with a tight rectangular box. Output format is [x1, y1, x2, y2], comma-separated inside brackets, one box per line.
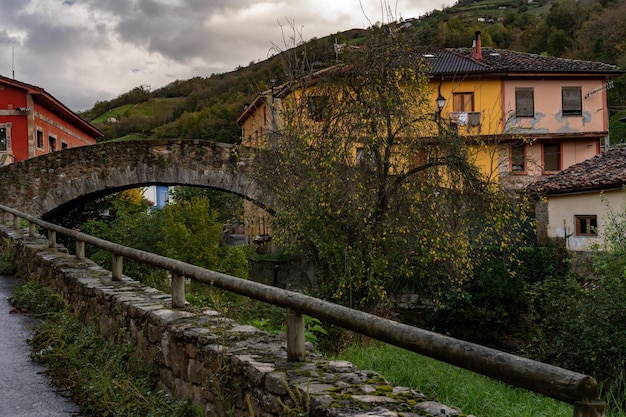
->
[254, 22, 512, 309]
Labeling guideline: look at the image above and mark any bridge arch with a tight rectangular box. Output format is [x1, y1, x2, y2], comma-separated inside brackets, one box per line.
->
[0, 139, 269, 219]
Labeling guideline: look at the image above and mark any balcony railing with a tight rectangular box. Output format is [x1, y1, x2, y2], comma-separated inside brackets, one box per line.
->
[450, 111, 481, 127]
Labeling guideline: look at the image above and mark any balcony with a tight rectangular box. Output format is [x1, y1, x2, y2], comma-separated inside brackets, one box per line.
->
[449, 111, 481, 127]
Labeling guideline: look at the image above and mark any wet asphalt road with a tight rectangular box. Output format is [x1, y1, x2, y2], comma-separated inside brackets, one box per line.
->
[0, 275, 84, 417]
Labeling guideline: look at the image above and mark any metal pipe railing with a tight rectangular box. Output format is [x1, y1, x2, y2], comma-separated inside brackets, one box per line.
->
[0, 204, 607, 417]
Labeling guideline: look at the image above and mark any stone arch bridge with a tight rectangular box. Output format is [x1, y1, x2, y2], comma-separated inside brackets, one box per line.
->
[0, 139, 268, 219]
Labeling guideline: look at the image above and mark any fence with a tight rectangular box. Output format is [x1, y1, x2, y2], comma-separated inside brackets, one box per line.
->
[0, 203, 607, 417]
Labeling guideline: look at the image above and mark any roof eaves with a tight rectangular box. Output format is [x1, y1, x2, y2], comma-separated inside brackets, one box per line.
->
[1, 74, 103, 138]
[237, 92, 269, 125]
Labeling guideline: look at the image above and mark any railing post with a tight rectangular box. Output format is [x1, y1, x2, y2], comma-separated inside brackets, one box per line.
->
[3, 211, 9, 225]
[286, 308, 306, 362]
[12, 214, 19, 231]
[112, 254, 123, 281]
[48, 230, 56, 248]
[171, 273, 186, 308]
[574, 400, 606, 417]
[75, 240, 85, 260]
[29, 222, 35, 237]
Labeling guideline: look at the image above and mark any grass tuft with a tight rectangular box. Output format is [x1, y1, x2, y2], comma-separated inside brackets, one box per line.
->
[9, 279, 65, 315]
[0, 237, 17, 275]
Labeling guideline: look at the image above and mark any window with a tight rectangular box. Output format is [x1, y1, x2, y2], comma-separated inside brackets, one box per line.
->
[48, 135, 56, 152]
[61, 141, 68, 150]
[453, 92, 474, 112]
[515, 88, 534, 117]
[543, 143, 561, 171]
[36, 130, 44, 149]
[0, 127, 6, 151]
[562, 87, 582, 116]
[511, 142, 525, 172]
[575, 215, 597, 236]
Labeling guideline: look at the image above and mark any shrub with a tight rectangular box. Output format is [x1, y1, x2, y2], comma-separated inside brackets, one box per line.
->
[0, 237, 17, 275]
[9, 279, 65, 315]
[431, 245, 571, 343]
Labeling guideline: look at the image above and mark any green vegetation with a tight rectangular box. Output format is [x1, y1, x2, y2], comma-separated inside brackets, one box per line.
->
[0, 237, 17, 275]
[51, 188, 246, 291]
[9, 280, 65, 315]
[519, 193, 626, 414]
[431, 245, 570, 342]
[10, 280, 199, 417]
[337, 341, 573, 417]
[90, 103, 135, 123]
[254, 21, 528, 311]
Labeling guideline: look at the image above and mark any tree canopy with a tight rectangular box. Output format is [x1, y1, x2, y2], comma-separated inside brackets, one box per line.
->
[253, 24, 524, 309]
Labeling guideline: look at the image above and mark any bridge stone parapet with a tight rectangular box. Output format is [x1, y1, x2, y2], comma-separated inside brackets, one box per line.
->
[1, 224, 468, 417]
[0, 139, 268, 219]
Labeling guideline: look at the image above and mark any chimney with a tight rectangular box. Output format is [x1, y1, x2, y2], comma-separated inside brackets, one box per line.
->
[472, 31, 482, 60]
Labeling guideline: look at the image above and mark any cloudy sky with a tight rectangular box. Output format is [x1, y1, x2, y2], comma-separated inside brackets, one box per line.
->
[0, 0, 447, 112]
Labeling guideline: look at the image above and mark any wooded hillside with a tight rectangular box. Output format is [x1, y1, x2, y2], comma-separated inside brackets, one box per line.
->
[79, 0, 626, 144]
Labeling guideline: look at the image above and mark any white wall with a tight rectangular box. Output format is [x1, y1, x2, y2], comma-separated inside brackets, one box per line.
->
[547, 189, 625, 250]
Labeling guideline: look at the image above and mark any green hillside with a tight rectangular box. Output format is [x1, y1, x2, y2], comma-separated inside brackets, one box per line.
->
[80, 0, 626, 143]
[91, 104, 134, 124]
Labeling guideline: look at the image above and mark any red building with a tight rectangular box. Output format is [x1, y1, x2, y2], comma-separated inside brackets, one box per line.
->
[0, 75, 102, 165]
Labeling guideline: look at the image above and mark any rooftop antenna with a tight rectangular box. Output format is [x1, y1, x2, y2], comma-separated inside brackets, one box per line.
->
[12, 46, 15, 79]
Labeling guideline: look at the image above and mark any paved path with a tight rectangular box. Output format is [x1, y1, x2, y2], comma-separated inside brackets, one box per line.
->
[0, 275, 84, 417]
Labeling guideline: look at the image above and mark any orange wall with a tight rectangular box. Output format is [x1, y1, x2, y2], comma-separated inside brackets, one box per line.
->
[241, 102, 265, 147]
[503, 79, 608, 134]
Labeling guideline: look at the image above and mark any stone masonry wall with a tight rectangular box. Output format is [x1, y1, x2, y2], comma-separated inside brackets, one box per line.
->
[1, 224, 470, 417]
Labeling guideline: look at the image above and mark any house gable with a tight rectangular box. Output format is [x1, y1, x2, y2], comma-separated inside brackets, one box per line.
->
[0, 75, 103, 163]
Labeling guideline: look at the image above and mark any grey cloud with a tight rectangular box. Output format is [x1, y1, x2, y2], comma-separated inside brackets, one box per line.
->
[0, 0, 447, 110]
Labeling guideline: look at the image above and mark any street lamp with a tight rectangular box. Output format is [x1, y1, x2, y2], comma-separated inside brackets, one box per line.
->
[436, 93, 446, 119]
[436, 78, 446, 120]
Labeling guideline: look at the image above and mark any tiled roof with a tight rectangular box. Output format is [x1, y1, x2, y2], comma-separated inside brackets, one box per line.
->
[419, 50, 491, 75]
[420, 48, 623, 76]
[530, 147, 626, 195]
